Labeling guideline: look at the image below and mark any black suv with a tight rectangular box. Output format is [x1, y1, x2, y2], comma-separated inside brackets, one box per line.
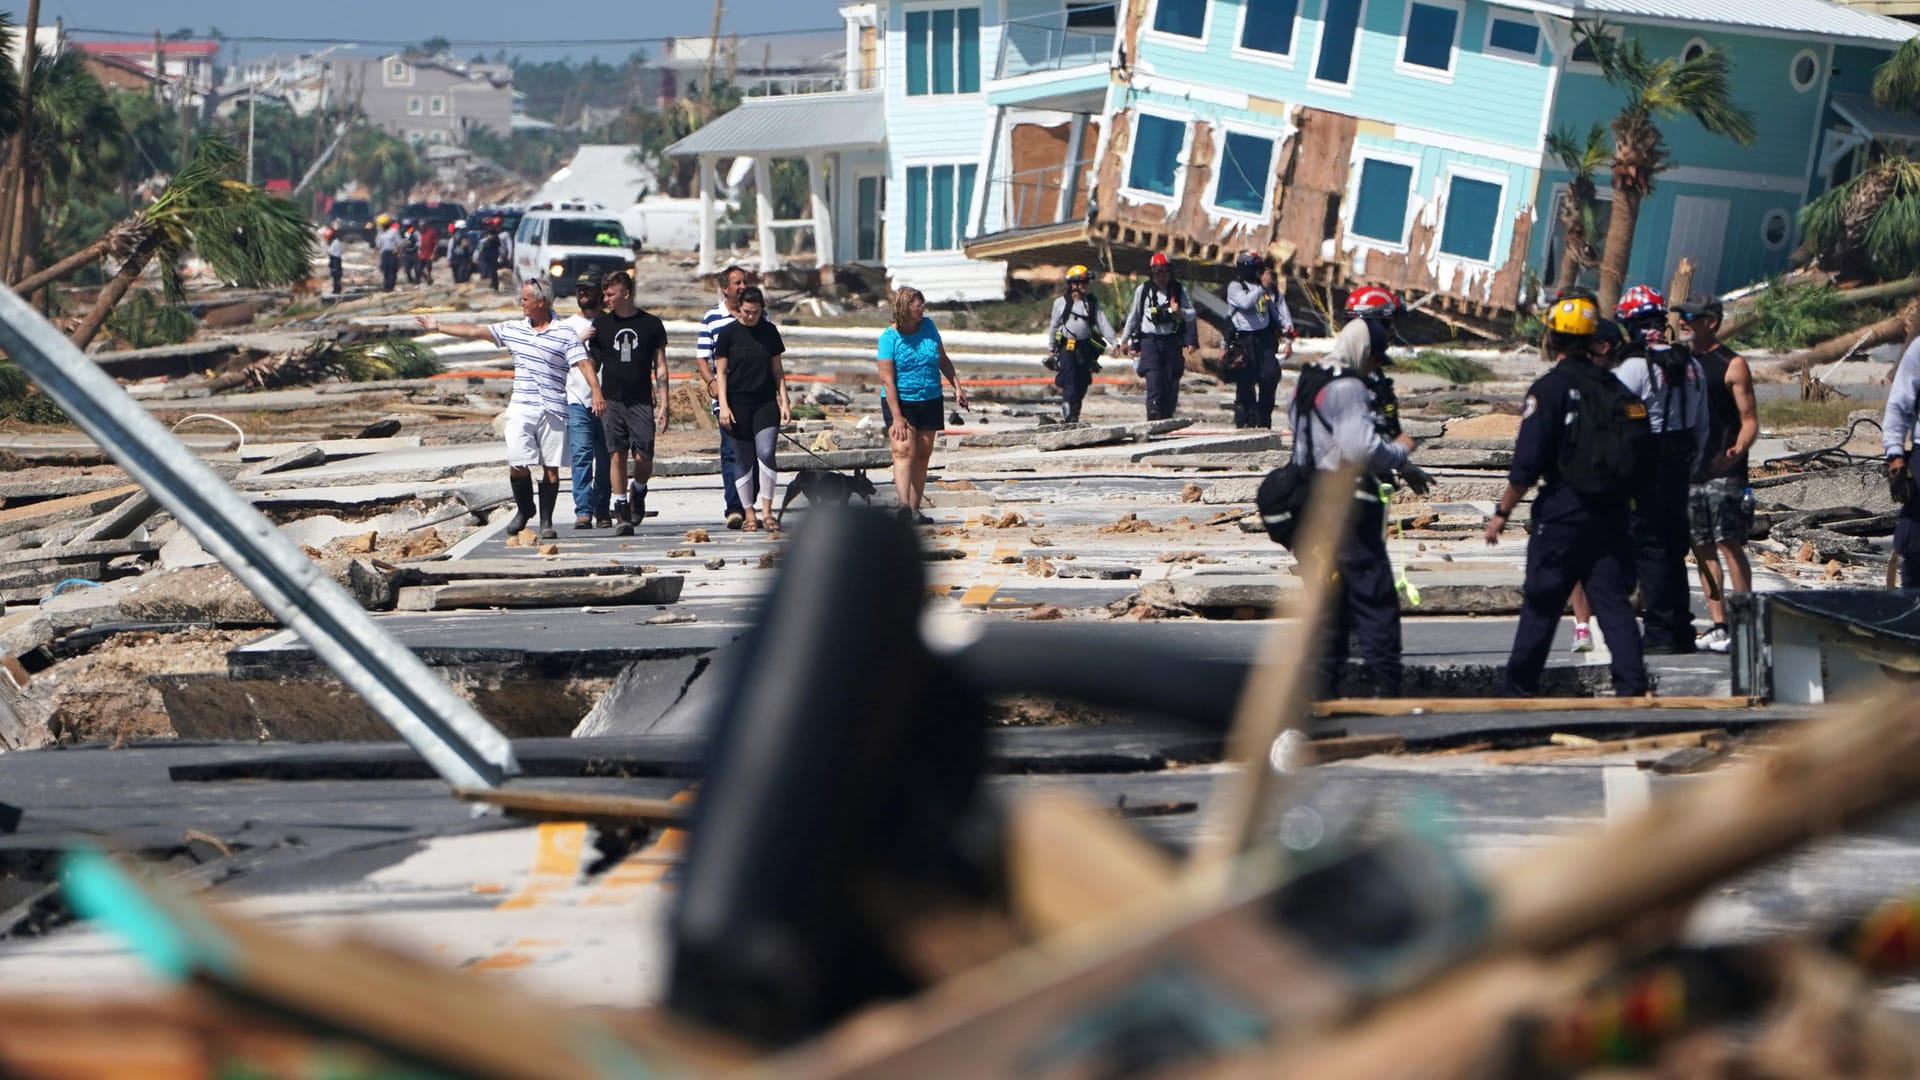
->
[402, 200, 468, 233]
[457, 206, 523, 250]
[327, 198, 379, 244]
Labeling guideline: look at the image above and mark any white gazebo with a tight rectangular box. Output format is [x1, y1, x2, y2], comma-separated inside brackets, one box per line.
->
[666, 91, 887, 275]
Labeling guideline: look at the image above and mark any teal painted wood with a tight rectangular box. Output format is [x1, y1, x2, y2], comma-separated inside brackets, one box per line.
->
[1351, 128, 1538, 264]
[885, 0, 1006, 265]
[1536, 167, 1799, 295]
[1127, 0, 1555, 151]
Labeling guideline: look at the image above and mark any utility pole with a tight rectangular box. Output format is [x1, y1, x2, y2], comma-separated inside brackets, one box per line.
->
[1, 0, 41, 281]
[152, 31, 162, 101]
[246, 79, 256, 185]
[702, 0, 724, 110]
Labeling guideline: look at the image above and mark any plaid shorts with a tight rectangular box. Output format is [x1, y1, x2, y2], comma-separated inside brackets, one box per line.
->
[1689, 476, 1752, 546]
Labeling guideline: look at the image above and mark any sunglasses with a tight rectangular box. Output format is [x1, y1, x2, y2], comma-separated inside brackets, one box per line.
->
[1676, 310, 1714, 321]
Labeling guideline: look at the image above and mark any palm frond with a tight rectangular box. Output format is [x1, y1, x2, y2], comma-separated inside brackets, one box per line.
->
[1666, 47, 1757, 145]
[374, 337, 445, 380]
[1876, 38, 1920, 111]
[1798, 178, 1853, 256]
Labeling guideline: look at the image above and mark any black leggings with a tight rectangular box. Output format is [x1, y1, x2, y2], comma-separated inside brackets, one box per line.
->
[727, 397, 780, 506]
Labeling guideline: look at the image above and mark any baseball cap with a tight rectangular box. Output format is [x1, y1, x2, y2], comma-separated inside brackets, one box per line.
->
[1673, 293, 1723, 318]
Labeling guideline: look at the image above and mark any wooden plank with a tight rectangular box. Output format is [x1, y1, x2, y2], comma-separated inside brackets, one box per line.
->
[394, 575, 684, 611]
[1007, 790, 1175, 938]
[1312, 695, 1755, 718]
[1483, 729, 1726, 766]
[1307, 734, 1405, 763]
[395, 557, 652, 582]
[452, 786, 690, 824]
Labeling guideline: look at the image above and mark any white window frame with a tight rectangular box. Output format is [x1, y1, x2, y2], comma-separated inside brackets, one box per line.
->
[1308, 0, 1369, 95]
[385, 58, 412, 85]
[1121, 106, 1196, 209]
[1395, 0, 1463, 82]
[1231, 0, 1300, 66]
[429, 95, 446, 115]
[900, 1, 985, 102]
[1204, 121, 1281, 222]
[407, 95, 424, 116]
[897, 156, 979, 257]
[1483, 8, 1541, 63]
[1344, 146, 1421, 253]
[1761, 207, 1793, 251]
[1790, 48, 1820, 92]
[1679, 36, 1709, 64]
[1143, 0, 1215, 53]
[1564, 21, 1618, 77]
[1435, 163, 1509, 267]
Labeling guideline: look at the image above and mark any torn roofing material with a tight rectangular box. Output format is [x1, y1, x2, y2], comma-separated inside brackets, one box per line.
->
[1507, 0, 1916, 45]
[664, 92, 886, 157]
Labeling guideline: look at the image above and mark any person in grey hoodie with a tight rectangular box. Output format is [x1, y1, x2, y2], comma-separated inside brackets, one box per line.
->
[1048, 265, 1119, 423]
[1883, 331, 1920, 586]
[1121, 252, 1199, 420]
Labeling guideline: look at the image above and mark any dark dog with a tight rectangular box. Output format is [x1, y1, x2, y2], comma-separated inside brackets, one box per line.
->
[778, 467, 878, 522]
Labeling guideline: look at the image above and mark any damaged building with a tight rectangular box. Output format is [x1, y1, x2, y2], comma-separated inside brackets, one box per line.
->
[963, 0, 1917, 320]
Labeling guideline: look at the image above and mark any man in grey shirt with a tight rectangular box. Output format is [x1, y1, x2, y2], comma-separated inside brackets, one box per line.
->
[1121, 252, 1199, 421]
[1048, 265, 1119, 423]
[1226, 252, 1294, 428]
[1883, 335, 1920, 586]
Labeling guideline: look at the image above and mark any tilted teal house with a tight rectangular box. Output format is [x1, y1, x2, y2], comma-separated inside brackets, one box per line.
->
[672, 0, 1916, 314]
[964, 0, 1918, 320]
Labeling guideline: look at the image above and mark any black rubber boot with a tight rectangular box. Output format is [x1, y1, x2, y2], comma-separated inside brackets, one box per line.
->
[505, 471, 534, 537]
[615, 499, 634, 537]
[536, 479, 559, 540]
[630, 481, 648, 528]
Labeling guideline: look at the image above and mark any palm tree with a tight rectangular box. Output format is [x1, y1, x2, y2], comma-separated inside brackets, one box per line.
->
[1578, 21, 1757, 312]
[15, 133, 316, 348]
[1545, 122, 1610, 292]
[14, 49, 124, 293]
[1799, 39, 1920, 282]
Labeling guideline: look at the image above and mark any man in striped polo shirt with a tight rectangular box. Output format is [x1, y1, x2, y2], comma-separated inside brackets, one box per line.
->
[419, 279, 604, 539]
[694, 266, 750, 529]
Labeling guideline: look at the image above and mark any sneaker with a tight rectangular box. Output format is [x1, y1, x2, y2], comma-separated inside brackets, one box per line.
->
[726, 511, 746, 531]
[1571, 626, 1594, 653]
[537, 525, 558, 541]
[1698, 625, 1731, 653]
[574, 515, 593, 530]
[594, 517, 613, 529]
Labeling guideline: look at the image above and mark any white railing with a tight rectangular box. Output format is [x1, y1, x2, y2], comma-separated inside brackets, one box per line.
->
[996, 5, 1116, 80]
[982, 158, 1093, 234]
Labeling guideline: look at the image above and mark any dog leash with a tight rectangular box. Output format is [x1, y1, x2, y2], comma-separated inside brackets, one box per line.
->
[1379, 481, 1421, 607]
[779, 429, 848, 472]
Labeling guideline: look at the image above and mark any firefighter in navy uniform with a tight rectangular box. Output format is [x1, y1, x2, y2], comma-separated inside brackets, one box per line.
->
[1489, 295, 1650, 697]
[1292, 285, 1430, 698]
[1046, 265, 1120, 424]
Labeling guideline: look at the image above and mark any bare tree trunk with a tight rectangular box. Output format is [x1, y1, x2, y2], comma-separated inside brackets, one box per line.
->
[1556, 222, 1584, 294]
[21, 170, 44, 309]
[1596, 186, 1643, 316]
[1781, 296, 1920, 374]
[14, 235, 112, 296]
[69, 237, 157, 350]
[2, 0, 41, 282]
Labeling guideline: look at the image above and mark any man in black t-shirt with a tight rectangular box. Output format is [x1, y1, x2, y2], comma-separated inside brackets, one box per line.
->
[589, 271, 670, 535]
[1675, 295, 1757, 653]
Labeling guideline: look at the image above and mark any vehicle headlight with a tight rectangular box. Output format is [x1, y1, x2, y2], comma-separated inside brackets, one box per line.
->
[548, 262, 565, 277]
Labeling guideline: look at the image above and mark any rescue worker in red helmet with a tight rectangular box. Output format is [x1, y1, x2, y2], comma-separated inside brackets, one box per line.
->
[1288, 285, 1429, 697]
[1225, 251, 1295, 428]
[1121, 252, 1199, 420]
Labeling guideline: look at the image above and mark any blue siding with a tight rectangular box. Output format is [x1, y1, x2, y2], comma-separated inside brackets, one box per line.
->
[1351, 128, 1536, 267]
[886, 0, 1003, 267]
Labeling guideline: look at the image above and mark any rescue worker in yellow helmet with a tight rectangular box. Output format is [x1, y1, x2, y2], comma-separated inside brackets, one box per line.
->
[1486, 294, 1651, 697]
[1045, 265, 1120, 424]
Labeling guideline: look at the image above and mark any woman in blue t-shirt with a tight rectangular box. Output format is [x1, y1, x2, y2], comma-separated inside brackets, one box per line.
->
[876, 286, 969, 524]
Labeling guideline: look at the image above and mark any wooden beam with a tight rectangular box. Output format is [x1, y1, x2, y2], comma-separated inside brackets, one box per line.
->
[1006, 790, 1175, 938]
[453, 786, 691, 824]
[1312, 695, 1756, 717]
[1483, 729, 1727, 766]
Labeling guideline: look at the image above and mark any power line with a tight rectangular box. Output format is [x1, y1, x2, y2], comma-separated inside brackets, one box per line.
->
[63, 24, 844, 50]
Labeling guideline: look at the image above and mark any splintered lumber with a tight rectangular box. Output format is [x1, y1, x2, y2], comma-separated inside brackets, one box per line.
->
[1312, 695, 1754, 718]
[452, 786, 689, 824]
[60, 849, 686, 1080]
[1484, 729, 1726, 766]
[394, 575, 683, 611]
[1007, 791, 1175, 939]
[1308, 734, 1406, 763]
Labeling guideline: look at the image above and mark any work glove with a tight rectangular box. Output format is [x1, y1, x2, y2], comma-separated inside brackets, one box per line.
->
[1893, 462, 1916, 505]
[1400, 463, 1434, 497]
[1042, 353, 1060, 372]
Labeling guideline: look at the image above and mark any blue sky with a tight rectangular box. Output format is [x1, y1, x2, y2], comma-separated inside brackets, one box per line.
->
[18, 0, 841, 63]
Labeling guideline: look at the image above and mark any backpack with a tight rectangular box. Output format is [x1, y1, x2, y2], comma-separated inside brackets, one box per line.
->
[1256, 365, 1359, 548]
[1557, 361, 1652, 497]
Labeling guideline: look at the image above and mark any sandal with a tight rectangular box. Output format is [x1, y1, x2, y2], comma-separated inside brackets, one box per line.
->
[741, 518, 761, 532]
[764, 516, 782, 534]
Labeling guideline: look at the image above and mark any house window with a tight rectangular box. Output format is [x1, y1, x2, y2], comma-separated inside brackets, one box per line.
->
[1213, 131, 1275, 215]
[1315, 0, 1364, 86]
[1438, 173, 1503, 262]
[1153, 0, 1208, 39]
[1400, 1, 1460, 74]
[905, 7, 981, 97]
[1351, 157, 1413, 244]
[904, 163, 977, 251]
[388, 59, 408, 80]
[430, 95, 446, 115]
[1762, 208, 1792, 250]
[1127, 113, 1187, 198]
[407, 96, 424, 116]
[1485, 12, 1539, 61]
[1240, 0, 1298, 56]
[1791, 49, 1820, 92]
[1681, 37, 1708, 64]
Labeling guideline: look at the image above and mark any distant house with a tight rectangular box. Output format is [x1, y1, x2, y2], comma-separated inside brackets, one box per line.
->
[328, 54, 513, 146]
[657, 32, 852, 102]
[218, 50, 336, 116]
[77, 39, 218, 104]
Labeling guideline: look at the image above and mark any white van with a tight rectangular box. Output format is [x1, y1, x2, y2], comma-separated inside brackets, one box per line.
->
[513, 202, 639, 289]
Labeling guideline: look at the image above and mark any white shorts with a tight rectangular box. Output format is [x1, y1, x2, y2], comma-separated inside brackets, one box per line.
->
[505, 406, 567, 467]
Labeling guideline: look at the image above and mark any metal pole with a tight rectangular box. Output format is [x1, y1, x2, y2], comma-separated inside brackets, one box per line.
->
[0, 286, 519, 790]
[246, 81, 256, 186]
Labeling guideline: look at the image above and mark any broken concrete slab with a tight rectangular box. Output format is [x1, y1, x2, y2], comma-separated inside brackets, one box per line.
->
[0, 475, 132, 504]
[1036, 418, 1194, 452]
[236, 436, 423, 462]
[1201, 478, 1262, 505]
[394, 575, 686, 611]
[395, 558, 651, 582]
[0, 609, 52, 658]
[571, 656, 709, 738]
[1138, 566, 1526, 615]
[654, 447, 895, 477]
[1753, 464, 1896, 516]
[0, 485, 143, 541]
[117, 566, 277, 624]
[68, 492, 159, 546]
[0, 540, 156, 570]
[1130, 432, 1285, 461]
[345, 559, 404, 611]
[1054, 563, 1142, 580]
[32, 580, 128, 636]
[1414, 448, 1514, 469]
[239, 444, 328, 479]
